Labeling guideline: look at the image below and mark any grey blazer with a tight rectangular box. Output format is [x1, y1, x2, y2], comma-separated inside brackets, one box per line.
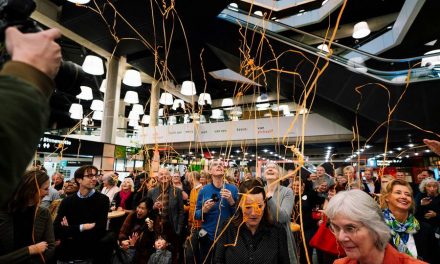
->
[267, 185, 298, 264]
[147, 185, 185, 235]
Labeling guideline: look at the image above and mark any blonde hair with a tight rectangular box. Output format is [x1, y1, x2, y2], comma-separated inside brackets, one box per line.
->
[380, 179, 415, 213]
[122, 178, 135, 192]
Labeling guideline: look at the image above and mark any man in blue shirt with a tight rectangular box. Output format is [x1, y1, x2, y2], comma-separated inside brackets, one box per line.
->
[195, 159, 238, 263]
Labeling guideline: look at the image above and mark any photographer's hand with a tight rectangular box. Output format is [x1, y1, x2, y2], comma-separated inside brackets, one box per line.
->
[5, 27, 62, 79]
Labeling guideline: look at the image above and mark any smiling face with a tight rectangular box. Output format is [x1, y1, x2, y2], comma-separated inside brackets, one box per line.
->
[337, 175, 347, 185]
[331, 214, 377, 262]
[386, 184, 412, 213]
[264, 163, 279, 181]
[241, 193, 265, 231]
[136, 201, 148, 219]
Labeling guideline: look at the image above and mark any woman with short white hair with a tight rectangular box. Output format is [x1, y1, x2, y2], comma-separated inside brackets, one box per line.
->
[326, 189, 426, 264]
[101, 173, 119, 205]
[416, 177, 440, 230]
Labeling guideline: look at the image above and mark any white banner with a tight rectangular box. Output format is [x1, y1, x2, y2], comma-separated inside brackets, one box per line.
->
[139, 114, 351, 144]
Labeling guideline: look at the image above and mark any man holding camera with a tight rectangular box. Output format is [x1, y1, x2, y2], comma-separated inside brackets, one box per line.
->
[0, 26, 61, 208]
[195, 159, 238, 263]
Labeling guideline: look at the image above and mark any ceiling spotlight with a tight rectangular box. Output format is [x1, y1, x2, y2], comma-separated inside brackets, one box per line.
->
[263, 149, 269, 153]
[396, 147, 403, 151]
[425, 149, 431, 153]
[365, 145, 372, 149]
[352, 21, 371, 39]
[408, 143, 415, 148]
[405, 155, 410, 158]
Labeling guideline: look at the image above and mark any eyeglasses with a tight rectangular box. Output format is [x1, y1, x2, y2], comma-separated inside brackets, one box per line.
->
[84, 174, 98, 179]
[329, 222, 363, 237]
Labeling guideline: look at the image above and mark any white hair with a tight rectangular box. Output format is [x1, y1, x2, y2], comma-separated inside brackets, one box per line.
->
[419, 177, 440, 194]
[325, 189, 390, 251]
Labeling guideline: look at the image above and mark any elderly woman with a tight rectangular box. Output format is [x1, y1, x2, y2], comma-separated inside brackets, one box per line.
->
[380, 179, 437, 262]
[326, 189, 426, 264]
[112, 178, 135, 213]
[264, 162, 298, 263]
[214, 179, 290, 263]
[415, 178, 440, 229]
[101, 173, 120, 205]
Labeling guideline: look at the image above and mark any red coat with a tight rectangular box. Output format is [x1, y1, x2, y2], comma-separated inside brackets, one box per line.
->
[334, 244, 427, 264]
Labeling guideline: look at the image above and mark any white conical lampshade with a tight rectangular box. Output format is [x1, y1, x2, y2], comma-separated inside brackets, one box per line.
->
[230, 106, 242, 116]
[132, 104, 144, 114]
[211, 109, 224, 119]
[99, 79, 107, 93]
[67, 0, 90, 4]
[128, 119, 139, 127]
[198, 93, 212, 105]
[158, 108, 164, 117]
[82, 55, 104, 75]
[69, 103, 83, 114]
[124, 91, 139, 104]
[352, 21, 371, 39]
[123, 69, 142, 87]
[168, 116, 177, 125]
[221, 98, 233, 107]
[172, 99, 185, 110]
[181, 81, 196, 95]
[141, 115, 150, 124]
[128, 110, 140, 121]
[76, 86, 93, 100]
[92, 111, 103, 120]
[70, 112, 83, 120]
[159, 92, 174, 105]
[90, 100, 103, 111]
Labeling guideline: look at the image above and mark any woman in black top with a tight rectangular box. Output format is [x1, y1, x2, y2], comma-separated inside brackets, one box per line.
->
[214, 179, 290, 264]
[0, 169, 55, 263]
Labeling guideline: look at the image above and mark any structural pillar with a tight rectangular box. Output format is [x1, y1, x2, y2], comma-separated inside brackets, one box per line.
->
[149, 80, 160, 127]
[101, 56, 125, 143]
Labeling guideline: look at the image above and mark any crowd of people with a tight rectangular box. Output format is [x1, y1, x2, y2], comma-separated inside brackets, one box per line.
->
[1, 23, 440, 264]
[2, 160, 438, 264]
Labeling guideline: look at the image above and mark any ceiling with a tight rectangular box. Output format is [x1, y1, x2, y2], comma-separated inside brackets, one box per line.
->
[39, 0, 440, 148]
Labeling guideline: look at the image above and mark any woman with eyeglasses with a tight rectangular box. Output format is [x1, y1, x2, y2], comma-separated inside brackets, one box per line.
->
[380, 179, 438, 263]
[214, 179, 290, 264]
[326, 189, 426, 264]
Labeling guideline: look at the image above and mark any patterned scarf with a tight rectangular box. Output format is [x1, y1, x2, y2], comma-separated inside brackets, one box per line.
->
[383, 208, 420, 257]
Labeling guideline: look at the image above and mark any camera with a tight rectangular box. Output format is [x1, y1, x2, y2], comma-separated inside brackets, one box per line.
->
[0, 0, 84, 93]
[211, 193, 219, 202]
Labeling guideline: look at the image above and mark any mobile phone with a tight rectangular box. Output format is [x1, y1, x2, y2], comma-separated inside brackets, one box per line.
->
[211, 193, 219, 202]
